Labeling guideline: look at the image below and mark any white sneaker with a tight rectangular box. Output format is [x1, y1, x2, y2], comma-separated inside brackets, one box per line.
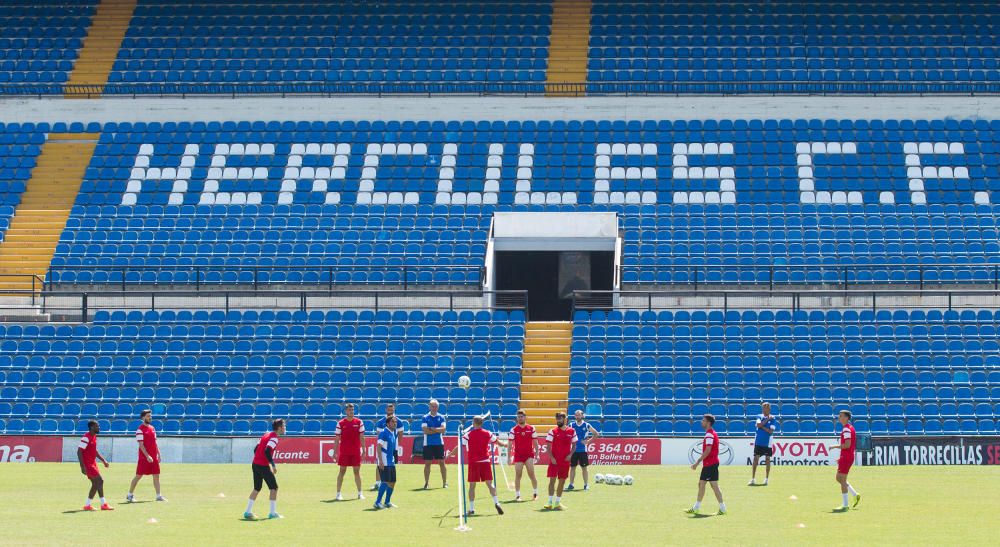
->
[357, 493, 366, 500]
[763, 479, 769, 486]
[748, 479, 756, 486]
[335, 493, 343, 501]
[385, 502, 398, 508]
[125, 494, 134, 503]
[370, 483, 380, 491]
[155, 495, 168, 502]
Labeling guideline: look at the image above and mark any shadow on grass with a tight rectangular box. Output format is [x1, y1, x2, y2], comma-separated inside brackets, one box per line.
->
[62, 509, 95, 514]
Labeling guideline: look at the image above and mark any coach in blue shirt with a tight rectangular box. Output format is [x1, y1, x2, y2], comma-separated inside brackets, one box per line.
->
[421, 399, 447, 489]
[749, 402, 778, 486]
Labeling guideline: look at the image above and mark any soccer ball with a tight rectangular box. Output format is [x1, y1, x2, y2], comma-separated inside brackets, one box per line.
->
[594, 474, 605, 484]
[457, 375, 471, 389]
[623, 475, 634, 486]
[608, 474, 622, 485]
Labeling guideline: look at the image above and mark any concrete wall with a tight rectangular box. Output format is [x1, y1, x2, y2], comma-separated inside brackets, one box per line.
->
[2, 96, 1000, 124]
[62, 436, 241, 465]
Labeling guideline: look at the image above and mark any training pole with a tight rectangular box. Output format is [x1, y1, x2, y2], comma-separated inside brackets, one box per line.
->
[455, 418, 470, 532]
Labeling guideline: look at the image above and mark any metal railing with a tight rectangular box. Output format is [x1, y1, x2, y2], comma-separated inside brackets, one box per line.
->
[45, 264, 485, 292]
[3, 81, 999, 98]
[32, 289, 528, 323]
[573, 288, 1000, 315]
[0, 275, 46, 305]
[619, 263, 1000, 291]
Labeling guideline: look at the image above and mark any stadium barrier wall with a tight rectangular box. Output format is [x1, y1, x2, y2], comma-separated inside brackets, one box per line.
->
[4, 436, 998, 466]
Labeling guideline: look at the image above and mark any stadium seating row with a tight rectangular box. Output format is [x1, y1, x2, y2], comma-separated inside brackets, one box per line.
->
[0, 309, 524, 435]
[570, 309, 1000, 435]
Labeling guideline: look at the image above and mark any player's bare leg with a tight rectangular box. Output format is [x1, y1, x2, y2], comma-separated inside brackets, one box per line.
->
[581, 464, 589, 489]
[336, 466, 347, 500]
[514, 462, 524, 500]
[467, 482, 477, 515]
[422, 462, 431, 488]
[749, 455, 760, 484]
[710, 481, 726, 514]
[568, 465, 577, 488]
[544, 476, 557, 509]
[487, 480, 504, 514]
[764, 455, 771, 484]
[152, 474, 165, 500]
[437, 459, 448, 487]
[352, 466, 364, 498]
[128, 474, 142, 500]
[835, 472, 860, 509]
[526, 460, 539, 499]
[686, 480, 707, 514]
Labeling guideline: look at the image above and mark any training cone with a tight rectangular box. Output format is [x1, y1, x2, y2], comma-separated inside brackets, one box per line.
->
[217, 493, 226, 498]
[797, 523, 806, 529]
[789, 495, 798, 500]
[146, 518, 158, 524]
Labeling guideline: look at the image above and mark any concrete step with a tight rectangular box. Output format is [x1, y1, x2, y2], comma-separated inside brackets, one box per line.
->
[517, 391, 566, 402]
[519, 376, 569, 385]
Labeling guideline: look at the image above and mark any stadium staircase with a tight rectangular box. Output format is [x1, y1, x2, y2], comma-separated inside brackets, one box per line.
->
[0, 134, 97, 292]
[545, 0, 591, 95]
[518, 321, 572, 432]
[65, 0, 136, 96]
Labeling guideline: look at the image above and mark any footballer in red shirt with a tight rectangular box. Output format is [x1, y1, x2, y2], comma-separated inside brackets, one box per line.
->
[127, 409, 166, 503]
[686, 414, 726, 515]
[77, 420, 113, 511]
[543, 412, 577, 510]
[831, 409, 862, 511]
[463, 415, 507, 516]
[245, 418, 285, 520]
[334, 403, 366, 500]
[509, 409, 539, 501]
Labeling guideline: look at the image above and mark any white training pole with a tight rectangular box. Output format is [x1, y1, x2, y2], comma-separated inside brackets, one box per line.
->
[455, 419, 470, 532]
[497, 434, 513, 491]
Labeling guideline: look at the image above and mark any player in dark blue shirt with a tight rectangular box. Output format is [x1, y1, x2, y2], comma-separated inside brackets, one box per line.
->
[421, 399, 448, 489]
[374, 416, 398, 509]
[567, 409, 600, 491]
[372, 403, 405, 492]
[749, 402, 778, 486]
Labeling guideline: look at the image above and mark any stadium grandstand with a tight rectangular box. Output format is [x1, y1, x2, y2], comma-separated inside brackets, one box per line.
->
[0, 0, 998, 462]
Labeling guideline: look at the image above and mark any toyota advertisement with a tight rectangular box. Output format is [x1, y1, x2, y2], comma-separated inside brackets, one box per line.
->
[660, 437, 842, 466]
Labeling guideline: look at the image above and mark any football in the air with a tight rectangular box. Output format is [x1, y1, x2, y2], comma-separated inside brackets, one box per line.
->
[457, 375, 471, 389]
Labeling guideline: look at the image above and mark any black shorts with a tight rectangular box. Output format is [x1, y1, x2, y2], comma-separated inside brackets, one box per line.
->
[252, 464, 278, 491]
[699, 464, 720, 482]
[570, 452, 589, 467]
[379, 466, 397, 483]
[423, 444, 445, 461]
[754, 445, 773, 457]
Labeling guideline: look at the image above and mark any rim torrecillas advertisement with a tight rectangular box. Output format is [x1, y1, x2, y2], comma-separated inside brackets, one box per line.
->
[860, 436, 1000, 466]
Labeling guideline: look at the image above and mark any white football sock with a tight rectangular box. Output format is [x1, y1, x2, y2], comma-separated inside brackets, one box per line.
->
[468, 501, 475, 511]
[533, 488, 538, 495]
[270, 500, 276, 514]
[548, 496, 554, 504]
[516, 490, 521, 497]
[842, 493, 849, 507]
[86, 498, 92, 506]
[99, 497, 106, 505]
[719, 502, 727, 511]
[246, 500, 254, 513]
[554, 496, 560, 504]
[693, 501, 701, 510]
[848, 484, 859, 496]
[492, 495, 499, 504]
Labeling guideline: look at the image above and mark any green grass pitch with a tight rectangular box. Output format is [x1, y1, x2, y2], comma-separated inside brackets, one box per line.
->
[5, 463, 998, 545]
